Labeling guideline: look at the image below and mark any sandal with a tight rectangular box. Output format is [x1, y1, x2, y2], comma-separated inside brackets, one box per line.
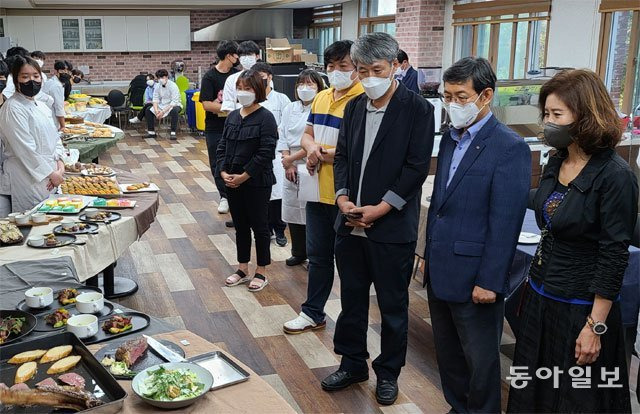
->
[248, 273, 269, 292]
[225, 269, 249, 286]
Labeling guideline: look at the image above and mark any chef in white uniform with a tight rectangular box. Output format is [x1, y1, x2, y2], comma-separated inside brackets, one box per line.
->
[41, 60, 70, 130]
[277, 70, 326, 265]
[0, 56, 65, 213]
[221, 41, 261, 113]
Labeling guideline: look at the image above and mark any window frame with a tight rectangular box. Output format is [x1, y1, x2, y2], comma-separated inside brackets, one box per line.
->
[309, 4, 342, 64]
[358, 0, 396, 35]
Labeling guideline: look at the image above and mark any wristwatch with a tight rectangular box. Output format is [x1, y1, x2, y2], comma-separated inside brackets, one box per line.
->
[586, 315, 608, 335]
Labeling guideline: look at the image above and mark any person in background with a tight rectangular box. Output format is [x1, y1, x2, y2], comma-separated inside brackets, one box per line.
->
[2, 46, 29, 99]
[146, 69, 181, 140]
[42, 60, 70, 130]
[129, 73, 157, 124]
[282, 40, 364, 334]
[507, 70, 637, 413]
[425, 57, 531, 413]
[71, 69, 88, 85]
[0, 56, 64, 212]
[0, 60, 7, 107]
[30, 51, 47, 83]
[217, 70, 277, 293]
[278, 69, 326, 267]
[253, 62, 291, 247]
[394, 50, 419, 94]
[222, 40, 261, 113]
[326, 33, 435, 405]
[199, 40, 240, 216]
[0, 59, 10, 217]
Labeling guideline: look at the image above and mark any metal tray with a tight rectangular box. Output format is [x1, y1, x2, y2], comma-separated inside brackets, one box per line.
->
[0, 331, 127, 413]
[16, 286, 103, 315]
[189, 351, 250, 390]
[93, 338, 185, 380]
[83, 311, 150, 345]
[32, 303, 115, 333]
[0, 310, 37, 347]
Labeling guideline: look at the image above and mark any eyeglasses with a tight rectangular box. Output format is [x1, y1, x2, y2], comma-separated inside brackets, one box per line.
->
[440, 93, 479, 105]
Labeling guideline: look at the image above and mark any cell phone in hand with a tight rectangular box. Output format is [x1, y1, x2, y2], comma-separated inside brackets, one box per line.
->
[343, 212, 363, 220]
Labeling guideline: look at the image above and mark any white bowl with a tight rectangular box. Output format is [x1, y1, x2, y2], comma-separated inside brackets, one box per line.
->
[61, 218, 76, 230]
[27, 235, 45, 247]
[84, 208, 99, 218]
[67, 314, 98, 338]
[25, 286, 53, 308]
[8, 213, 19, 223]
[75, 292, 104, 314]
[31, 213, 47, 223]
[15, 214, 30, 225]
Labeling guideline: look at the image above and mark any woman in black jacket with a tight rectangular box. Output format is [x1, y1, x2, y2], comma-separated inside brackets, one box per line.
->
[216, 70, 277, 292]
[507, 70, 638, 413]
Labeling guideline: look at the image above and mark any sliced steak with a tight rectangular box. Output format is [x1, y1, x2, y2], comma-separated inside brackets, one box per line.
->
[9, 383, 29, 391]
[58, 373, 85, 389]
[115, 337, 147, 368]
[36, 378, 58, 388]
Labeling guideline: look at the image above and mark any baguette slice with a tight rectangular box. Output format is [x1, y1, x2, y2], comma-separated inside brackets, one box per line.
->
[8, 350, 47, 364]
[14, 361, 37, 384]
[40, 345, 72, 364]
[46, 355, 81, 375]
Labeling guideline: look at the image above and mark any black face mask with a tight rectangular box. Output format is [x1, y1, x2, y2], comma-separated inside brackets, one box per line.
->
[19, 80, 42, 97]
[0, 80, 6, 94]
[543, 122, 575, 149]
[73, 76, 81, 83]
[59, 73, 71, 82]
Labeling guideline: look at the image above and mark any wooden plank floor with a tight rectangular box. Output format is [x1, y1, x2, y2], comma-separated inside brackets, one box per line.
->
[104, 127, 638, 413]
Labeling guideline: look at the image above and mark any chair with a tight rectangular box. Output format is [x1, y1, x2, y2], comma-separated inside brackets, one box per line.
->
[175, 75, 189, 94]
[106, 90, 129, 129]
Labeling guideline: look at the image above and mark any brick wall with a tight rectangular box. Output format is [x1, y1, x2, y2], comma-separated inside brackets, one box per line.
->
[395, 0, 445, 68]
[42, 9, 243, 82]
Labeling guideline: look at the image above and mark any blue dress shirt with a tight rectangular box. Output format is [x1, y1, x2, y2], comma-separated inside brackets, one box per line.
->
[446, 111, 493, 187]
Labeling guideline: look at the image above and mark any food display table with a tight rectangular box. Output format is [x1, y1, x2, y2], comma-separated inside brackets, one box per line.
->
[65, 128, 125, 164]
[68, 106, 112, 124]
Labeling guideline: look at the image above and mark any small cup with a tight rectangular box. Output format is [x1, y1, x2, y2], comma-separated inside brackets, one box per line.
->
[15, 214, 30, 225]
[28, 235, 45, 247]
[25, 287, 53, 308]
[31, 213, 47, 224]
[67, 314, 99, 338]
[75, 292, 104, 314]
[61, 218, 76, 230]
[8, 213, 19, 223]
[85, 208, 99, 219]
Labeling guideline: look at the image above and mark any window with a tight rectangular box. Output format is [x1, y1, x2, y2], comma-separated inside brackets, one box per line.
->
[61, 18, 81, 51]
[358, 0, 396, 35]
[309, 4, 342, 64]
[83, 18, 103, 50]
[597, 1, 640, 115]
[0, 18, 4, 38]
[452, 0, 551, 80]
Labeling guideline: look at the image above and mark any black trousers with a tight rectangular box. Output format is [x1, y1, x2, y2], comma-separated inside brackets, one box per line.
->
[136, 103, 153, 120]
[204, 131, 227, 199]
[268, 199, 286, 236]
[146, 106, 179, 132]
[427, 284, 504, 413]
[333, 234, 416, 380]
[288, 223, 306, 258]
[226, 185, 271, 266]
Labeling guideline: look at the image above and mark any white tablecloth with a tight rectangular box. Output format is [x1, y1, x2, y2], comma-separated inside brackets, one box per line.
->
[69, 106, 112, 124]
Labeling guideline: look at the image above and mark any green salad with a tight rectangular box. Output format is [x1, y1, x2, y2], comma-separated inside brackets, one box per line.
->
[139, 367, 205, 401]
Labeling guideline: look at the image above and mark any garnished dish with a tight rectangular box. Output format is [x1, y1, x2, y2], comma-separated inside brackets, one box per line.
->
[90, 128, 114, 138]
[57, 223, 91, 234]
[57, 288, 79, 305]
[92, 211, 113, 221]
[126, 182, 150, 191]
[0, 316, 26, 344]
[83, 165, 114, 176]
[0, 222, 23, 244]
[60, 176, 121, 196]
[101, 336, 148, 377]
[102, 315, 132, 334]
[138, 366, 205, 402]
[45, 308, 70, 328]
[64, 162, 85, 173]
[87, 98, 107, 108]
[44, 233, 61, 247]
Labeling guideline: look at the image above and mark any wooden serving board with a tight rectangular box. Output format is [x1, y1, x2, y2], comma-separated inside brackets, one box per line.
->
[15, 215, 63, 227]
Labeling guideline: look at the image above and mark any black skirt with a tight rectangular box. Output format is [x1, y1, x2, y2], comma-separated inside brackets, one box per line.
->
[507, 285, 631, 413]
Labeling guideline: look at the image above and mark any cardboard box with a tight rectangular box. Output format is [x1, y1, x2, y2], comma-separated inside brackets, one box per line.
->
[266, 38, 294, 64]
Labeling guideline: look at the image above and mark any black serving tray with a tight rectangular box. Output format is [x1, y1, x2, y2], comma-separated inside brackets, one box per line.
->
[16, 286, 103, 315]
[53, 222, 100, 236]
[78, 212, 121, 224]
[0, 331, 127, 413]
[93, 338, 185, 380]
[0, 227, 31, 248]
[32, 303, 115, 333]
[0, 310, 36, 347]
[82, 311, 150, 345]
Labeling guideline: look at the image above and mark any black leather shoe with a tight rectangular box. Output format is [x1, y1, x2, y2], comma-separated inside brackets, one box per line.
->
[321, 369, 368, 391]
[376, 379, 398, 405]
[286, 256, 306, 266]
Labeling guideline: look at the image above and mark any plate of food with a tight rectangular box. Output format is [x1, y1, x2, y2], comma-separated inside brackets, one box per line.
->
[53, 222, 99, 235]
[81, 164, 114, 177]
[90, 128, 115, 138]
[16, 286, 102, 314]
[90, 198, 136, 209]
[33, 303, 114, 332]
[38, 195, 94, 214]
[79, 211, 121, 224]
[119, 182, 159, 193]
[132, 362, 213, 409]
[95, 336, 186, 380]
[27, 233, 85, 249]
[59, 175, 122, 197]
[0, 221, 27, 246]
[80, 312, 150, 345]
[0, 310, 37, 346]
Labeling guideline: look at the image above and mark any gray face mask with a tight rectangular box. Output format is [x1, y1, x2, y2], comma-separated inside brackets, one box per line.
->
[543, 122, 574, 149]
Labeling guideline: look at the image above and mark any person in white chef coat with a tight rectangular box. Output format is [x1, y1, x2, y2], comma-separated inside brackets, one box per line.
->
[0, 59, 11, 217]
[42, 60, 71, 130]
[0, 56, 65, 213]
[221, 41, 261, 113]
[253, 62, 292, 247]
[277, 69, 326, 266]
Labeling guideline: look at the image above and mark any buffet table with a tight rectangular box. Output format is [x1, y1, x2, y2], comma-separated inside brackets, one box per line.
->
[67, 106, 112, 124]
[65, 128, 125, 163]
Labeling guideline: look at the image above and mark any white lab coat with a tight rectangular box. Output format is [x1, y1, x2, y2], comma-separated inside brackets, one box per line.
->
[41, 75, 65, 129]
[151, 80, 182, 114]
[0, 93, 64, 212]
[221, 70, 244, 112]
[277, 100, 310, 225]
[261, 89, 291, 201]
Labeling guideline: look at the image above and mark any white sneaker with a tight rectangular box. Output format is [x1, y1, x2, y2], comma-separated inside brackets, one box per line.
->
[218, 198, 229, 214]
[129, 117, 140, 124]
[283, 312, 326, 334]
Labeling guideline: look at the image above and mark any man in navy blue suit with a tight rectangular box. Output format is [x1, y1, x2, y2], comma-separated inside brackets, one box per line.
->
[424, 57, 531, 413]
[394, 50, 419, 94]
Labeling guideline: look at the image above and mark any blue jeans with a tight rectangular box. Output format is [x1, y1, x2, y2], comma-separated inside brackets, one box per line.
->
[301, 201, 338, 323]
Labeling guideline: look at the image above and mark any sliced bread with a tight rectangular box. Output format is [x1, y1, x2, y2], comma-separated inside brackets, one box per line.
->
[8, 349, 47, 364]
[40, 345, 73, 364]
[14, 361, 37, 383]
[46, 355, 81, 375]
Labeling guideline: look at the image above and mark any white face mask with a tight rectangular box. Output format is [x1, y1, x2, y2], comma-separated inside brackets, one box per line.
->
[297, 85, 317, 102]
[146, 80, 155, 87]
[34, 59, 44, 68]
[237, 90, 256, 107]
[239, 55, 257, 70]
[361, 76, 392, 100]
[394, 67, 403, 77]
[327, 69, 354, 90]
[444, 94, 486, 129]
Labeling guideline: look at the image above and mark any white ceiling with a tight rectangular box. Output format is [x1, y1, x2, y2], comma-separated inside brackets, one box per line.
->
[1, 0, 347, 9]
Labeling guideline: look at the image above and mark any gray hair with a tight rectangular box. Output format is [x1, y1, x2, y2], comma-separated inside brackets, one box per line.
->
[350, 32, 399, 65]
